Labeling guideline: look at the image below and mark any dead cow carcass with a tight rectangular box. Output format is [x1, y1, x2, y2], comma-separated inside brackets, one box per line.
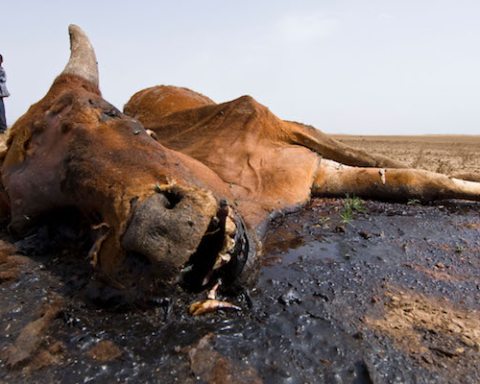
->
[2, 25, 480, 298]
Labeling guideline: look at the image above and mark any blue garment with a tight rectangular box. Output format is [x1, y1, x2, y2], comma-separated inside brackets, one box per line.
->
[0, 67, 9, 98]
[0, 98, 6, 132]
[0, 66, 8, 131]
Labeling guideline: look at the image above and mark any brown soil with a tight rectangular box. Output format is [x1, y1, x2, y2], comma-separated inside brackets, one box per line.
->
[365, 287, 480, 365]
[0, 241, 29, 283]
[86, 340, 123, 362]
[333, 134, 480, 175]
[187, 333, 262, 384]
[2, 298, 64, 369]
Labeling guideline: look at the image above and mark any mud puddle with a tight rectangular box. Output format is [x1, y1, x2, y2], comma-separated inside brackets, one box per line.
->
[0, 198, 479, 383]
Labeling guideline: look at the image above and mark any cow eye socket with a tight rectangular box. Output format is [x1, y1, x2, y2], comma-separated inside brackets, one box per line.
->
[102, 108, 121, 119]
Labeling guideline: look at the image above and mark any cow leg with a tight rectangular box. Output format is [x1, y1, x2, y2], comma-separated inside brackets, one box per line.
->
[313, 159, 480, 202]
[288, 122, 406, 168]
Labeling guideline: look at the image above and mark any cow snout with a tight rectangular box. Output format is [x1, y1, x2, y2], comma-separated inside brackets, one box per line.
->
[121, 187, 217, 280]
[121, 186, 249, 289]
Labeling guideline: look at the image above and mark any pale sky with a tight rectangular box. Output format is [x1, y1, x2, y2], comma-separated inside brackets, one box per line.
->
[2, 0, 480, 135]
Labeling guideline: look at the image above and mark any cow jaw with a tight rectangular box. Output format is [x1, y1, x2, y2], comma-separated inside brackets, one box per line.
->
[121, 185, 249, 290]
[180, 199, 250, 290]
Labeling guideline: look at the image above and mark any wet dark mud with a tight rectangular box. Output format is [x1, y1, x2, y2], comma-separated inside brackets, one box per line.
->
[0, 198, 479, 383]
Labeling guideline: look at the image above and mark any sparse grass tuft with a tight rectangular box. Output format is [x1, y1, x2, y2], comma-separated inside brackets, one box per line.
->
[340, 194, 366, 224]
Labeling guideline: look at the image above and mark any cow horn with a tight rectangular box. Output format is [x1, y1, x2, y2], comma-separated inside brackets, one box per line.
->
[61, 24, 99, 87]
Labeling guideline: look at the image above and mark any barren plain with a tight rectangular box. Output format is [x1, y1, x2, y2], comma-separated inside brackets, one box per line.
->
[333, 134, 480, 175]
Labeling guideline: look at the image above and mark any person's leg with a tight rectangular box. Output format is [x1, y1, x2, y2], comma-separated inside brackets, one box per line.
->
[0, 98, 6, 132]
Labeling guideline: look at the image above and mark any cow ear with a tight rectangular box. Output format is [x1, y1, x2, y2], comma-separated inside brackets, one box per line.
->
[61, 24, 99, 88]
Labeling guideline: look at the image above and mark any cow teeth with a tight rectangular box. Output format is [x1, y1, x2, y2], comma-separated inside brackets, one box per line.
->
[213, 252, 231, 270]
[226, 236, 236, 252]
[189, 299, 241, 316]
[207, 280, 221, 300]
[224, 216, 236, 236]
[181, 264, 194, 274]
[216, 230, 236, 259]
[202, 271, 213, 286]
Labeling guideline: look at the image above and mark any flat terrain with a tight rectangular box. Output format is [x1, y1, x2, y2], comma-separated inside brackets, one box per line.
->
[0, 134, 479, 383]
[333, 134, 480, 175]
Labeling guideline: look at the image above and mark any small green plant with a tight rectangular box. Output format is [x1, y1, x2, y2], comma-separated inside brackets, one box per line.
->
[340, 209, 353, 224]
[407, 198, 421, 206]
[340, 194, 366, 224]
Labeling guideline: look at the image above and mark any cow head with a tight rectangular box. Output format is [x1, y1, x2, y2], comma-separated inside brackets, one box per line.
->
[0, 25, 251, 293]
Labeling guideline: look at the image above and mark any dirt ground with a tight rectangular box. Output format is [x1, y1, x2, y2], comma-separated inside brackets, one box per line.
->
[0, 135, 479, 383]
[333, 134, 480, 175]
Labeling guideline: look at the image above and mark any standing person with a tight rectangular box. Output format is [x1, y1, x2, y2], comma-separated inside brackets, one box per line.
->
[0, 54, 10, 133]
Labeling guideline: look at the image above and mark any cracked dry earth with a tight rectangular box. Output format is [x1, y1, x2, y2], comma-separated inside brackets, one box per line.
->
[0, 198, 479, 383]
